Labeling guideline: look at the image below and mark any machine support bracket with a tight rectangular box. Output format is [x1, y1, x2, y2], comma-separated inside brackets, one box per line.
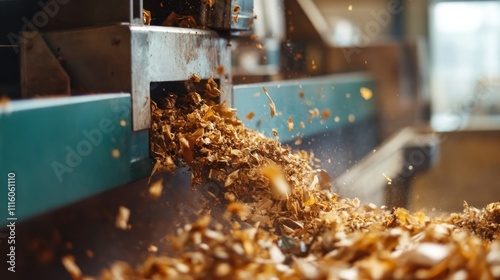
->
[20, 32, 70, 98]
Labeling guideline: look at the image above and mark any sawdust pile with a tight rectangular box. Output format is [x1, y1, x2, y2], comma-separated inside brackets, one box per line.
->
[96, 79, 500, 279]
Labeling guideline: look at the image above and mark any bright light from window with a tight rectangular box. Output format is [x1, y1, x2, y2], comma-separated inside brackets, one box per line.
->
[430, 1, 500, 131]
[434, 3, 482, 33]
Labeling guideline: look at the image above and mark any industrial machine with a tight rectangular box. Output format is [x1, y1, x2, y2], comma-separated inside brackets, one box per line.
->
[0, 0, 439, 278]
[0, 1, 247, 277]
[0, 0, 380, 217]
[0, 0, 247, 222]
[0, 0, 372, 277]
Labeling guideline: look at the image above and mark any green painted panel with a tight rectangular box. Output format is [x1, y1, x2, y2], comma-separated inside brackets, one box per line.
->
[0, 94, 152, 224]
[233, 73, 377, 143]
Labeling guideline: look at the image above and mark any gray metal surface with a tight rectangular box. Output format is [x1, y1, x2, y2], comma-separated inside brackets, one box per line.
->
[38, 0, 142, 31]
[334, 127, 438, 207]
[20, 24, 231, 131]
[20, 33, 70, 97]
[130, 25, 232, 132]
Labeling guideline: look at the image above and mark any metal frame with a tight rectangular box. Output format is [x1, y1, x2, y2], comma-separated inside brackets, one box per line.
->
[17, 0, 257, 131]
[21, 24, 232, 131]
[39, 0, 143, 31]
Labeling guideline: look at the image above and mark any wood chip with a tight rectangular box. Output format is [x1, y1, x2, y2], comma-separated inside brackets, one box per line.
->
[112, 149, 120, 158]
[309, 108, 319, 118]
[0, 95, 10, 106]
[148, 245, 158, 253]
[287, 117, 294, 131]
[115, 206, 130, 230]
[246, 111, 256, 120]
[321, 109, 331, 119]
[148, 178, 163, 198]
[360, 87, 373, 100]
[62, 255, 82, 279]
[382, 173, 393, 184]
[294, 138, 303, 146]
[263, 87, 276, 117]
[216, 65, 225, 75]
[143, 9, 152, 25]
[261, 165, 291, 200]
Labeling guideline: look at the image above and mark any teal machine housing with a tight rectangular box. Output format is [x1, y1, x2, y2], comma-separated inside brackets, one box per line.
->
[234, 73, 377, 143]
[234, 73, 379, 179]
[0, 94, 152, 223]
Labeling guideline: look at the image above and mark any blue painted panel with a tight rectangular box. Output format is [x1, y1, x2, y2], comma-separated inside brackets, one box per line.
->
[233, 73, 377, 143]
[0, 94, 152, 223]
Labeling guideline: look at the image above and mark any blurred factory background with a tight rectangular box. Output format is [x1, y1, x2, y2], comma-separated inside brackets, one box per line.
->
[237, 0, 500, 135]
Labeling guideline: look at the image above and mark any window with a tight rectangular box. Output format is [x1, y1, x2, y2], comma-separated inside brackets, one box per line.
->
[430, 1, 500, 131]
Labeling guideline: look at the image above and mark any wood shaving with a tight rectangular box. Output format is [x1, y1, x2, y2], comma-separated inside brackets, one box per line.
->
[287, 117, 294, 131]
[62, 255, 82, 279]
[0, 95, 10, 106]
[216, 65, 225, 75]
[382, 173, 393, 184]
[263, 87, 276, 117]
[360, 87, 373, 100]
[85, 250, 94, 259]
[143, 9, 151, 25]
[190, 74, 201, 83]
[148, 245, 158, 253]
[295, 138, 303, 146]
[162, 12, 199, 28]
[245, 111, 255, 120]
[148, 178, 163, 198]
[321, 109, 331, 119]
[309, 108, 320, 118]
[112, 149, 120, 158]
[115, 206, 131, 230]
[261, 164, 291, 200]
